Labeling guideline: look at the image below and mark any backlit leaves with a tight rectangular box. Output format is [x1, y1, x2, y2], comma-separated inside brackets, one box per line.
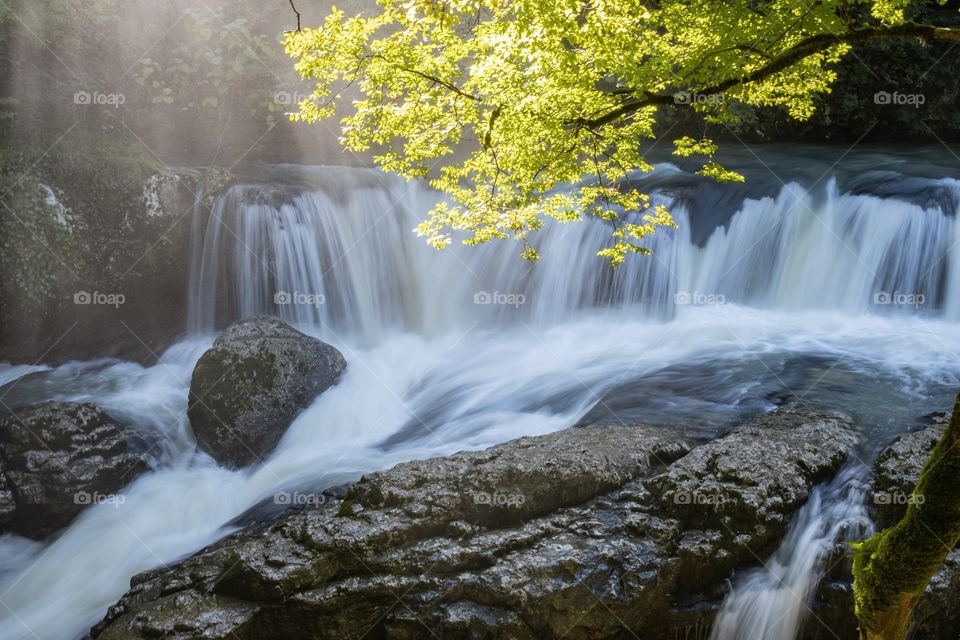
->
[284, 0, 916, 263]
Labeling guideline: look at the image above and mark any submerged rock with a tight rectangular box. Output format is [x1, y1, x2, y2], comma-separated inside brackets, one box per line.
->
[0, 402, 153, 539]
[187, 316, 347, 468]
[91, 407, 856, 640]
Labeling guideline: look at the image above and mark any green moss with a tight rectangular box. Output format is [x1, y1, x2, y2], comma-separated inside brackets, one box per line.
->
[188, 346, 278, 429]
[293, 523, 319, 551]
[853, 392, 960, 635]
[337, 499, 355, 517]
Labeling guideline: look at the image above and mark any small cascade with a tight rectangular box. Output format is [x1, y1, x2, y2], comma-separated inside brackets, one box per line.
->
[708, 465, 873, 640]
[187, 170, 438, 340]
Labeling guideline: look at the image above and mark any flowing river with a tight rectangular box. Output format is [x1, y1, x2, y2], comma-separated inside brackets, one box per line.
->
[1, 148, 959, 639]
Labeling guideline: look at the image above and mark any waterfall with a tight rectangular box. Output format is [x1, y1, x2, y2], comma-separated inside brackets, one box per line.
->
[188, 169, 439, 339]
[2, 160, 960, 640]
[187, 166, 960, 340]
[708, 465, 873, 640]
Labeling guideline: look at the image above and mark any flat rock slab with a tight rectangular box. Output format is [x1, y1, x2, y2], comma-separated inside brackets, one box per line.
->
[91, 408, 857, 640]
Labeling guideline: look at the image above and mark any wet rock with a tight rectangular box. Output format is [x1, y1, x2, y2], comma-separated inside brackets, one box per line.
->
[913, 548, 960, 639]
[0, 466, 17, 528]
[91, 408, 856, 640]
[654, 409, 855, 529]
[653, 409, 858, 594]
[812, 418, 960, 639]
[873, 420, 960, 639]
[0, 402, 153, 539]
[347, 424, 694, 529]
[872, 418, 946, 529]
[187, 316, 346, 468]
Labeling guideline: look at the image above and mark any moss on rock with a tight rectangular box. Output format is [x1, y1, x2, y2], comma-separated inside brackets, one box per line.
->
[852, 392, 960, 639]
[187, 316, 346, 468]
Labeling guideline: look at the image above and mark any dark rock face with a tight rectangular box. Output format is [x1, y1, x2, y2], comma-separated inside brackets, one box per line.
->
[0, 466, 17, 527]
[0, 164, 241, 366]
[187, 316, 347, 468]
[914, 547, 960, 639]
[91, 408, 856, 640]
[0, 402, 153, 539]
[0, 166, 205, 366]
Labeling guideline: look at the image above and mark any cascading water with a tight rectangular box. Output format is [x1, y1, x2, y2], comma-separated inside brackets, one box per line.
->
[187, 165, 960, 341]
[187, 169, 440, 339]
[186, 166, 689, 339]
[2, 156, 960, 640]
[708, 464, 873, 640]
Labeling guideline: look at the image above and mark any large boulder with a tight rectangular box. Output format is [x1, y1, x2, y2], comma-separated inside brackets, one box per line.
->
[91, 407, 857, 640]
[187, 316, 346, 468]
[0, 402, 153, 539]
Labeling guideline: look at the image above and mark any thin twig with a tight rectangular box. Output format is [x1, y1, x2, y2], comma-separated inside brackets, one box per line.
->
[289, 0, 302, 32]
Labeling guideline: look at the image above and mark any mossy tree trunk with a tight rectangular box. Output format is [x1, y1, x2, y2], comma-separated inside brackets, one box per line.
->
[852, 391, 960, 639]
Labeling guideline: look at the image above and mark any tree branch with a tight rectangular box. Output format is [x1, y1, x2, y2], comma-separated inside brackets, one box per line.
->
[288, 0, 302, 32]
[576, 22, 960, 129]
[389, 62, 481, 101]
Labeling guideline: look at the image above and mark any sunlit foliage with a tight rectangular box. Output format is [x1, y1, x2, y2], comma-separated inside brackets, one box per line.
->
[282, 0, 941, 263]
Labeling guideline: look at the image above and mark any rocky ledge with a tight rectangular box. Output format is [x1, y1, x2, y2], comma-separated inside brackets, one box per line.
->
[0, 402, 154, 539]
[91, 407, 856, 639]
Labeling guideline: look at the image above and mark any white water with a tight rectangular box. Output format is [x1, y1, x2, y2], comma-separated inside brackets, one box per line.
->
[709, 465, 873, 640]
[0, 364, 49, 388]
[188, 168, 960, 337]
[1, 161, 960, 640]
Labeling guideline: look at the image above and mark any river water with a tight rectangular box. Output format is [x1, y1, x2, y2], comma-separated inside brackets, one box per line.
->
[1, 148, 958, 639]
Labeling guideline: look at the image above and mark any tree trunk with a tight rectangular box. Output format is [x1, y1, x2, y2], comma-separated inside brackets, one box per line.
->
[853, 391, 960, 639]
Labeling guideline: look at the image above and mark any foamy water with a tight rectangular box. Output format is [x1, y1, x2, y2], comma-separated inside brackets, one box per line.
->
[1, 160, 959, 639]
